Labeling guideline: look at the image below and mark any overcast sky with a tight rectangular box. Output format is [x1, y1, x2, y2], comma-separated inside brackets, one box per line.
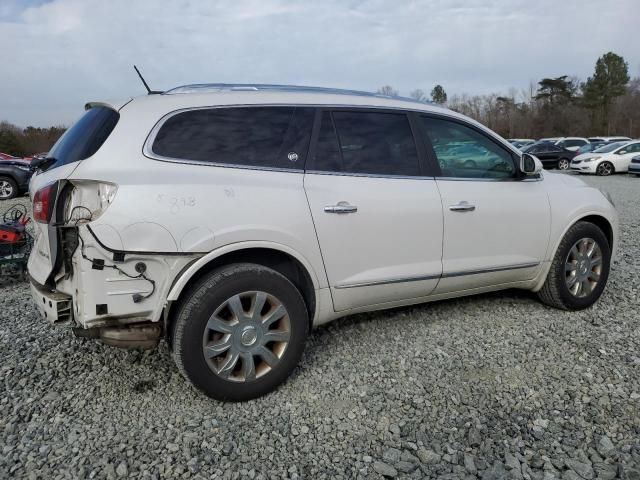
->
[2, 0, 639, 127]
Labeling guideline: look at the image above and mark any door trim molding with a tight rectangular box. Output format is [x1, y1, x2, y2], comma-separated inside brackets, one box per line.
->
[334, 262, 539, 289]
[442, 262, 539, 278]
[334, 273, 440, 289]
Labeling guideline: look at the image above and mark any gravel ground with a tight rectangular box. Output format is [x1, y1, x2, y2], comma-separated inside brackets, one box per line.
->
[1, 175, 639, 479]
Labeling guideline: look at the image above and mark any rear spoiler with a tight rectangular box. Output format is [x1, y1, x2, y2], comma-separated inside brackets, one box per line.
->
[85, 98, 133, 112]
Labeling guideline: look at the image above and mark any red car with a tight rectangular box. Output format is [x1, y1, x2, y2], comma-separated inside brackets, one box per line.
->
[0, 152, 31, 164]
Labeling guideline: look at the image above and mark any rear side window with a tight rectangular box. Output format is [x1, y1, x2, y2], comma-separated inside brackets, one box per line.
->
[151, 107, 314, 170]
[313, 110, 420, 176]
[47, 106, 119, 170]
[564, 139, 586, 148]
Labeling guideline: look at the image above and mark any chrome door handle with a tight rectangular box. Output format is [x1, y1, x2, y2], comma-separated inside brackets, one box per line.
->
[449, 201, 476, 212]
[324, 201, 358, 214]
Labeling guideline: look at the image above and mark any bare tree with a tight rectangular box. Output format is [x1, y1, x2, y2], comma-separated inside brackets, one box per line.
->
[409, 89, 427, 102]
[377, 85, 399, 96]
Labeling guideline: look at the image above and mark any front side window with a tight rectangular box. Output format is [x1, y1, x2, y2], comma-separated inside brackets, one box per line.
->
[313, 110, 420, 176]
[621, 143, 640, 153]
[418, 116, 515, 179]
[151, 107, 314, 170]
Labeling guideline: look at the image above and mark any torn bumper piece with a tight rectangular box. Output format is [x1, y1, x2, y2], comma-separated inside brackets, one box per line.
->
[30, 280, 73, 324]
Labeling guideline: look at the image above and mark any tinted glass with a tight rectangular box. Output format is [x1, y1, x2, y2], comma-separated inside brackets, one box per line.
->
[313, 111, 420, 176]
[594, 141, 627, 153]
[625, 143, 640, 153]
[47, 107, 119, 170]
[419, 116, 515, 178]
[564, 139, 586, 147]
[152, 107, 314, 170]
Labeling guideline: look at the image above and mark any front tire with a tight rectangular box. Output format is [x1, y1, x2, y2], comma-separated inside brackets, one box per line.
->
[596, 162, 614, 176]
[172, 263, 309, 401]
[537, 221, 610, 310]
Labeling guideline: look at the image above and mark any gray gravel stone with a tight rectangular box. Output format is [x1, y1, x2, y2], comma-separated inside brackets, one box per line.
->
[597, 436, 615, 457]
[373, 461, 397, 478]
[565, 459, 593, 479]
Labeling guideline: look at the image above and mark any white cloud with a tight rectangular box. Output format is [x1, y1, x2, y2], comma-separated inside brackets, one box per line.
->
[1, 0, 639, 126]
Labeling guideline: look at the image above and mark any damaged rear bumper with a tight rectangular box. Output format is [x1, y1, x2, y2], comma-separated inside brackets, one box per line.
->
[28, 224, 199, 339]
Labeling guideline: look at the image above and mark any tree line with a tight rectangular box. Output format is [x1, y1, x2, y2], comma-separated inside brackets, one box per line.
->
[0, 51, 637, 157]
[0, 122, 66, 157]
[378, 51, 639, 139]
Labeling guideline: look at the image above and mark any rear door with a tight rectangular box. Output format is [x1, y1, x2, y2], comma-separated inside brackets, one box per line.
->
[304, 109, 443, 311]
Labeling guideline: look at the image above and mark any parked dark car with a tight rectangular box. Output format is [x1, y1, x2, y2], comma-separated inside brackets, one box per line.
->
[521, 143, 577, 170]
[0, 161, 33, 200]
[629, 155, 640, 176]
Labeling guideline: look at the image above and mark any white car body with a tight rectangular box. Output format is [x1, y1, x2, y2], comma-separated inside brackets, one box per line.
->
[28, 85, 618, 332]
[571, 140, 640, 174]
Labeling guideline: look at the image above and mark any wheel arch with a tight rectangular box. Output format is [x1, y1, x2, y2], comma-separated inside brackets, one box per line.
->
[534, 213, 615, 292]
[165, 242, 320, 339]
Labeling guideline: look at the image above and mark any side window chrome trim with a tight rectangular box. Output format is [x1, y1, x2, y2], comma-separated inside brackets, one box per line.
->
[305, 169, 436, 180]
[436, 176, 542, 183]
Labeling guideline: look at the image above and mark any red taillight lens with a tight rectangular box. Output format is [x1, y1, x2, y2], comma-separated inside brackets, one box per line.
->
[33, 183, 58, 223]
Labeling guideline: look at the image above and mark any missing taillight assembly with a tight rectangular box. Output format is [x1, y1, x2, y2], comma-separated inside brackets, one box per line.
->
[63, 181, 118, 225]
[33, 183, 59, 223]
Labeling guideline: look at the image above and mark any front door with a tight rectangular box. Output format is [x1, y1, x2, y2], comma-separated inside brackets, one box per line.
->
[304, 109, 443, 311]
[416, 114, 551, 293]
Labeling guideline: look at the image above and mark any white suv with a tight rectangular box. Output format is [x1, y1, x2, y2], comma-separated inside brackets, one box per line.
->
[28, 84, 618, 401]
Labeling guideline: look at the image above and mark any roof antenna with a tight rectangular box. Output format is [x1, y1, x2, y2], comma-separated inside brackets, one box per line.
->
[133, 65, 162, 94]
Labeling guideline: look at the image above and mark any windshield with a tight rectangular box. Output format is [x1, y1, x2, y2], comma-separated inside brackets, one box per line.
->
[47, 106, 119, 170]
[593, 141, 627, 153]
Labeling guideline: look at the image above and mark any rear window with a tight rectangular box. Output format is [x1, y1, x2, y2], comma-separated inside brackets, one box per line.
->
[47, 106, 119, 170]
[150, 107, 314, 170]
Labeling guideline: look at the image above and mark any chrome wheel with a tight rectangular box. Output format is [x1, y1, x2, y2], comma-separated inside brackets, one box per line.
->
[202, 291, 290, 382]
[0, 180, 14, 199]
[558, 158, 570, 170]
[596, 162, 613, 176]
[565, 238, 602, 298]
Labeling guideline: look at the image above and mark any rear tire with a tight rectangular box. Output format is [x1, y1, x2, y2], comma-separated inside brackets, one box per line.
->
[557, 158, 570, 170]
[596, 162, 614, 176]
[0, 176, 18, 200]
[537, 221, 610, 310]
[172, 263, 309, 401]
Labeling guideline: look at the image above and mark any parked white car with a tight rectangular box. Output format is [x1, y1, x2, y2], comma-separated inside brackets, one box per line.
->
[587, 136, 631, 143]
[570, 140, 640, 175]
[28, 84, 618, 401]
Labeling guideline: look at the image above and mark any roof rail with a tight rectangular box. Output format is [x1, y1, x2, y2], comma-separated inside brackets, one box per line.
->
[164, 83, 432, 105]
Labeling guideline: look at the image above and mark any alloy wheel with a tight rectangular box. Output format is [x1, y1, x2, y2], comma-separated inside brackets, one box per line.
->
[202, 291, 291, 382]
[564, 237, 602, 298]
[596, 163, 612, 176]
[0, 180, 14, 199]
[558, 159, 570, 170]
